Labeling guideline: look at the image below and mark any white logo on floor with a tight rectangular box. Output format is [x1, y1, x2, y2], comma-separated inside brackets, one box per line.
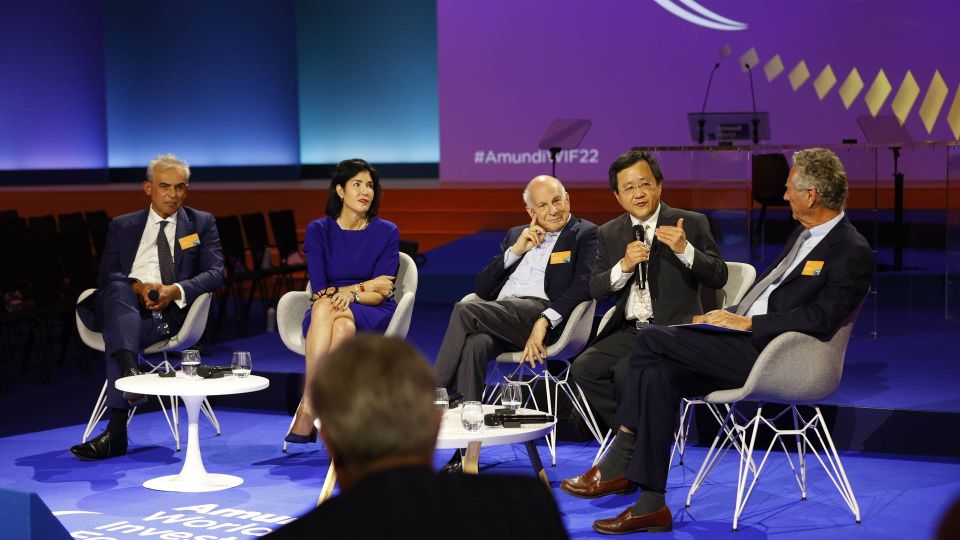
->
[58, 503, 297, 539]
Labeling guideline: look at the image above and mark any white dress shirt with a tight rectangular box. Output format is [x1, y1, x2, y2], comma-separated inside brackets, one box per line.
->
[129, 207, 187, 308]
[609, 205, 695, 322]
[745, 212, 845, 317]
[497, 217, 570, 327]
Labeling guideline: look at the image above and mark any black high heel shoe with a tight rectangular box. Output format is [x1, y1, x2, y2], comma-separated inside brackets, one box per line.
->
[283, 401, 318, 450]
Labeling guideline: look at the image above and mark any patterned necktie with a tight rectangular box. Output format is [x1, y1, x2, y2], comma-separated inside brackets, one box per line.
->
[736, 229, 812, 316]
[157, 220, 176, 285]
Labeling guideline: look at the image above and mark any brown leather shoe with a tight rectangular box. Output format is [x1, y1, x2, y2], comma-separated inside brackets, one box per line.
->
[593, 506, 672, 534]
[560, 466, 636, 498]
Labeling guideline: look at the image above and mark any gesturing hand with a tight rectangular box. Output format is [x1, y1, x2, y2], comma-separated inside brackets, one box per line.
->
[520, 317, 550, 368]
[510, 216, 545, 256]
[656, 217, 687, 254]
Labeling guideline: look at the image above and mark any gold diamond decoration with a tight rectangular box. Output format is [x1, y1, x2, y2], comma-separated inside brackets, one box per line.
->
[918, 70, 949, 134]
[838, 68, 864, 109]
[947, 86, 960, 140]
[764, 55, 784, 82]
[891, 71, 921, 125]
[864, 69, 892, 117]
[788, 60, 810, 91]
[813, 65, 837, 101]
[740, 47, 760, 72]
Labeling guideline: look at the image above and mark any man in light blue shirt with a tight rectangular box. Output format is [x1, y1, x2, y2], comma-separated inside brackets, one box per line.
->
[433, 175, 598, 473]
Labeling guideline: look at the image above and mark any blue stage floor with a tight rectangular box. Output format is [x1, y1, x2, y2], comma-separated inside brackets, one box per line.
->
[2, 408, 959, 538]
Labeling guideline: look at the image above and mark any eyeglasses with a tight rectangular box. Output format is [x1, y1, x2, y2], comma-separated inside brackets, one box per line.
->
[620, 182, 657, 194]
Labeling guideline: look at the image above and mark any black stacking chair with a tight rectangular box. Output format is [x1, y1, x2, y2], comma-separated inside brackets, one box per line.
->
[57, 212, 85, 232]
[214, 215, 259, 335]
[751, 153, 790, 259]
[241, 212, 283, 307]
[268, 209, 307, 291]
[27, 215, 57, 237]
[85, 211, 111, 264]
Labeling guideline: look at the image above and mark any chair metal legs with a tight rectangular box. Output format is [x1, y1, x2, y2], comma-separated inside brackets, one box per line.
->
[686, 403, 860, 530]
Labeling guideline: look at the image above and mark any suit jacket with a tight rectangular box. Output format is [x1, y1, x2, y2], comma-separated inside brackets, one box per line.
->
[591, 204, 727, 340]
[474, 215, 598, 325]
[736, 216, 874, 350]
[77, 206, 225, 331]
[265, 466, 569, 540]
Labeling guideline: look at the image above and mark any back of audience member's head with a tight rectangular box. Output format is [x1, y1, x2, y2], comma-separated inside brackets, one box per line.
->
[309, 335, 439, 478]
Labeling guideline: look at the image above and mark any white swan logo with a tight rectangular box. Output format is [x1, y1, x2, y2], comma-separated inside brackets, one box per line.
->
[654, 0, 748, 31]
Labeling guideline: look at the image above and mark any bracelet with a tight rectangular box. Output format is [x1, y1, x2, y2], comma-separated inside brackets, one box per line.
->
[310, 286, 339, 302]
[359, 282, 366, 292]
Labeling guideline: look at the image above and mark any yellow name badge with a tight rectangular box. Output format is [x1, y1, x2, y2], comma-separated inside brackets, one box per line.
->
[550, 251, 572, 264]
[802, 260, 824, 276]
[178, 233, 201, 250]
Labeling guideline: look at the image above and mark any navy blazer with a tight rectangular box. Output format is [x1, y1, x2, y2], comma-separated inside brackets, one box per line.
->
[590, 204, 727, 339]
[736, 216, 874, 350]
[78, 206, 225, 331]
[474, 215, 598, 325]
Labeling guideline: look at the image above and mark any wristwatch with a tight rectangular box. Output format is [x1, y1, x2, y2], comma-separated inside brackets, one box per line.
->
[537, 313, 552, 327]
[352, 291, 360, 303]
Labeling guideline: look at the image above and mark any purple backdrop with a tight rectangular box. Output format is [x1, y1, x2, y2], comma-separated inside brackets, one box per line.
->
[438, 0, 958, 181]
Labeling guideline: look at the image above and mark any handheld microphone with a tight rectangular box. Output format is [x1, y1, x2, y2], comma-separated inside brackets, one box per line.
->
[484, 413, 555, 428]
[698, 62, 721, 144]
[633, 224, 647, 290]
[746, 62, 759, 144]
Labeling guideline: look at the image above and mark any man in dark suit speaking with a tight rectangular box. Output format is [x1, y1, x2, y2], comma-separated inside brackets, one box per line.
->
[562, 148, 875, 534]
[267, 335, 569, 539]
[570, 150, 727, 433]
[70, 153, 224, 461]
[433, 175, 597, 472]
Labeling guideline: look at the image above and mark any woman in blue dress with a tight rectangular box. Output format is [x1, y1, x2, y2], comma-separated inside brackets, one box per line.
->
[285, 158, 400, 444]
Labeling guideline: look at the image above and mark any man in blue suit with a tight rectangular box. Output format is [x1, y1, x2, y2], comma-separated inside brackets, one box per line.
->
[70, 154, 224, 461]
[433, 175, 598, 473]
[561, 148, 875, 534]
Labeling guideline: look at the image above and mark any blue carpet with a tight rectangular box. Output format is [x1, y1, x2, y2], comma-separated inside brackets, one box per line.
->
[2, 409, 958, 538]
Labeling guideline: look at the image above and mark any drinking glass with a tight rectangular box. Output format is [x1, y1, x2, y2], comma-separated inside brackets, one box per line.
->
[232, 351, 252, 378]
[181, 350, 201, 377]
[434, 388, 449, 415]
[460, 401, 484, 432]
[502, 382, 522, 411]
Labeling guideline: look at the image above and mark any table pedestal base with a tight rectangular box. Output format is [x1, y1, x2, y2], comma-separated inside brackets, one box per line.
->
[141, 394, 241, 492]
[144, 473, 243, 492]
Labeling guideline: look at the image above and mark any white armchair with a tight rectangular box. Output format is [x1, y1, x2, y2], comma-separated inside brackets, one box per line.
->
[75, 289, 217, 451]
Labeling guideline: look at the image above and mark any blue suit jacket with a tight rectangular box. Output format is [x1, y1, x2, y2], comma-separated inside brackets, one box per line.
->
[474, 215, 598, 326]
[78, 206, 225, 331]
[733, 216, 874, 350]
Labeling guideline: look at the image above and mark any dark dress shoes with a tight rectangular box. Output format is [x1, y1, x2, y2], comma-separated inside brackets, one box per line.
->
[120, 368, 147, 407]
[593, 506, 672, 534]
[70, 431, 128, 461]
[438, 451, 462, 474]
[560, 466, 637, 498]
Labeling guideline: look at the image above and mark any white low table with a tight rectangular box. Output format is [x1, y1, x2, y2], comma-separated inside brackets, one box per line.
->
[316, 405, 556, 503]
[116, 373, 269, 492]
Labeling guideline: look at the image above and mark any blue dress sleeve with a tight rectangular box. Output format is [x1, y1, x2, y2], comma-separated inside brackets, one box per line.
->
[303, 219, 329, 291]
[373, 224, 400, 278]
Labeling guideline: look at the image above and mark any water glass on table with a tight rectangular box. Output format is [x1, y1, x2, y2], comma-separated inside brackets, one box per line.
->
[502, 382, 522, 411]
[181, 349, 201, 377]
[232, 351, 252, 378]
[460, 401, 484, 432]
[435, 388, 449, 415]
